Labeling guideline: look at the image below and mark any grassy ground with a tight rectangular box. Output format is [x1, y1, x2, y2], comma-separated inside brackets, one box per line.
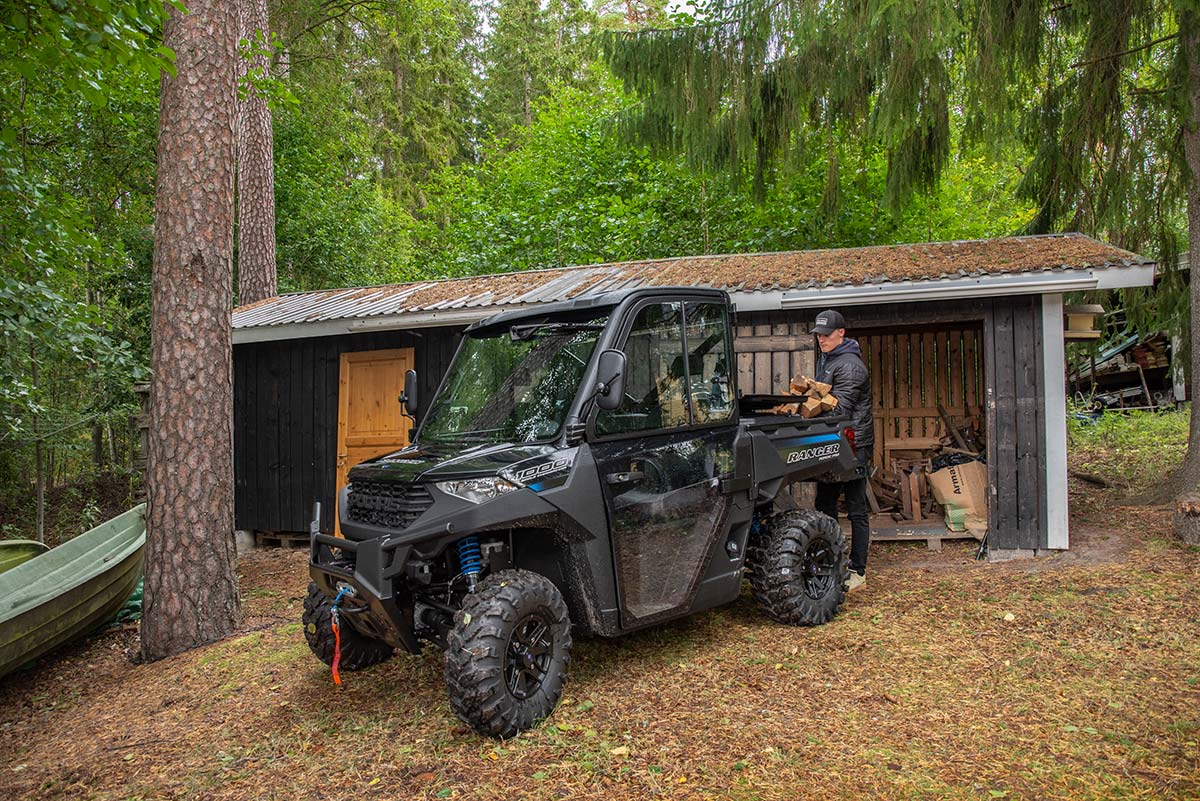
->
[0, 421, 1197, 800]
[1067, 408, 1190, 501]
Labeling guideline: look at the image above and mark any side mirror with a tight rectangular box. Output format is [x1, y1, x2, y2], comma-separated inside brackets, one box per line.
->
[594, 349, 626, 411]
[399, 369, 418, 416]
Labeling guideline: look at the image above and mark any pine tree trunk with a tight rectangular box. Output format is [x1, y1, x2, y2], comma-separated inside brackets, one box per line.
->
[32, 344, 43, 544]
[236, 0, 277, 305]
[142, 0, 242, 662]
[1176, 11, 1200, 515]
[1177, 496, 1200, 545]
[523, 69, 532, 126]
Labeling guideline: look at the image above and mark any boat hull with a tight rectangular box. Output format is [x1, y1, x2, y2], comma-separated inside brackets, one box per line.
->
[0, 505, 145, 679]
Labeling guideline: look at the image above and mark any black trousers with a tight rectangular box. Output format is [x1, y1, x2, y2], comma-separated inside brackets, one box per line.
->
[815, 446, 872, 575]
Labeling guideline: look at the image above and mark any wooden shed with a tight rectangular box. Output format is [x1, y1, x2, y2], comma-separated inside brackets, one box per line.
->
[231, 233, 1155, 558]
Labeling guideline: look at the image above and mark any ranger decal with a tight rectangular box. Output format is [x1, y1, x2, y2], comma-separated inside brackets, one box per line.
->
[786, 443, 841, 464]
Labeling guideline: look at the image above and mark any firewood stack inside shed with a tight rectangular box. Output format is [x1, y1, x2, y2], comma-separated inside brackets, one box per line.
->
[868, 403, 986, 526]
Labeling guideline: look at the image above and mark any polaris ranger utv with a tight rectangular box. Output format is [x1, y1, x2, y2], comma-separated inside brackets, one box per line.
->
[304, 288, 858, 737]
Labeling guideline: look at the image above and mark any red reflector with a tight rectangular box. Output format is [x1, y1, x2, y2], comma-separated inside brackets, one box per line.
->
[845, 426, 856, 451]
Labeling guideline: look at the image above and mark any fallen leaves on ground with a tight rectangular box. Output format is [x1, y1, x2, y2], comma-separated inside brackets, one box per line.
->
[1, 501, 1197, 801]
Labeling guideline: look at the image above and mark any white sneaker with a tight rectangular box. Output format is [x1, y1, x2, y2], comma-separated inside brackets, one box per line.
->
[846, 572, 867, 592]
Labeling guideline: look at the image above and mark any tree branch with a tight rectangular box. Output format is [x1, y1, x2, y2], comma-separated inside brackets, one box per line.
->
[1070, 32, 1180, 70]
[286, 0, 381, 46]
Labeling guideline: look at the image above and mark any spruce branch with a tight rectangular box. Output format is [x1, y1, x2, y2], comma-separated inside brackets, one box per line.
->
[1069, 32, 1180, 70]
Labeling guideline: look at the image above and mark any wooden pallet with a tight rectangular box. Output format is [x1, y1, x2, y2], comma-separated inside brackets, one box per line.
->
[841, 519, 984, 551]
[254, 531, 309, 549]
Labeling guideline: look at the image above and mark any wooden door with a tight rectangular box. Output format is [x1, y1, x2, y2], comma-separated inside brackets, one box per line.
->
[335, 348, 415, 534]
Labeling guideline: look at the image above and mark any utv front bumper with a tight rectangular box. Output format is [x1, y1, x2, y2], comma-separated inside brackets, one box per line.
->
[309, 483, 564, 654]
[309, 533, 422, 654]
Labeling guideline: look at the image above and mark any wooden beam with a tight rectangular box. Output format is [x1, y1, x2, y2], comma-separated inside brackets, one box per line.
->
[733, 334, 815, 352]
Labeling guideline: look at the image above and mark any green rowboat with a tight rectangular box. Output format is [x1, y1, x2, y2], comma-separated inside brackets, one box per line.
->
[0, 504, 145, 679]
[0, 539, 50, 574]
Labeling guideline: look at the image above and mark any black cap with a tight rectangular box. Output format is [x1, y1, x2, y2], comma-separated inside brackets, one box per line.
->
[810, 309, 847, 335]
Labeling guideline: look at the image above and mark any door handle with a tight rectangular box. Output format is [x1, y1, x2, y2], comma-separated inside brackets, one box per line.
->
[605, 470, 644, 485]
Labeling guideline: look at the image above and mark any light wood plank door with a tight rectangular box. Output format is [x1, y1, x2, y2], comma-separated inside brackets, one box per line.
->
[335, 348, 415, 534]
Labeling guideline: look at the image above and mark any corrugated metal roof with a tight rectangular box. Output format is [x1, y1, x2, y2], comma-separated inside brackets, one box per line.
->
[233, 234, 1153, 331]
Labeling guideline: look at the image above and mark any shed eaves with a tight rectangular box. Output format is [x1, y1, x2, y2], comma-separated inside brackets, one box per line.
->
[233, 233, 1152, 330]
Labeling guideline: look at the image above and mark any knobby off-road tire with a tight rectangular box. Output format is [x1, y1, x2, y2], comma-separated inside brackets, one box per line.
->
[302, 582, 393, 670]
[445, 570, 572, 739]
[747, 509, 849, 626]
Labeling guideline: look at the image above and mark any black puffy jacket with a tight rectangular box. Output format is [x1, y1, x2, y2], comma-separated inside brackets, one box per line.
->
[814, 338, 875, 451]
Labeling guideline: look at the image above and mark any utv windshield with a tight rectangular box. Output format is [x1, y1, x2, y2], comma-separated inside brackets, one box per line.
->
[420, 318, 606, 446]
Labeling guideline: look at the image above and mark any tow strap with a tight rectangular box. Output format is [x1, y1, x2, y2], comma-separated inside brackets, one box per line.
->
[330, 585, 353, 685]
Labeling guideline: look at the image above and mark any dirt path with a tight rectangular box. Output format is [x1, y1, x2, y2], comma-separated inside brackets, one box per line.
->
[1, 499, 1197, 801]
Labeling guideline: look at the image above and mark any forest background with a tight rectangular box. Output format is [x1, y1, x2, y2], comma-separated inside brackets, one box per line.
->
[0, 0, 1188, 542]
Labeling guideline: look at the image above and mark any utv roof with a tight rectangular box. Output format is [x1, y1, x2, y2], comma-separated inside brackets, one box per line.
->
[463, 287, 729, 335]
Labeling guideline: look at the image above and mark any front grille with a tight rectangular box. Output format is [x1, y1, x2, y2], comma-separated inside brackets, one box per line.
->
[346, 481, 434, 529]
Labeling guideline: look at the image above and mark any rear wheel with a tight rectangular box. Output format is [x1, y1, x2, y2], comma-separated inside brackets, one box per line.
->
[302, 582, 393, 670]
[444, 570, 572, 738]
[747, 509, 848, 626]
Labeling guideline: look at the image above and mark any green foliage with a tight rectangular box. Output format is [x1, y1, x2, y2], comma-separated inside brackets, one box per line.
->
[418, 77, 1034, 276]
[276, 0, 481, 211]
[0, 0, 173, 125]
[0, 278, 141, 438]
[479, 0, 599, 144]
[1068, 407, 1190, 492]
[599, 0, 961, 205]
[0, 1, 166, 489]
[273, 96, 418, 291]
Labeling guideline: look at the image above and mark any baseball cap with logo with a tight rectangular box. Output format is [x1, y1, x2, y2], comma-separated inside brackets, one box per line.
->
[809, 309, 847, 335]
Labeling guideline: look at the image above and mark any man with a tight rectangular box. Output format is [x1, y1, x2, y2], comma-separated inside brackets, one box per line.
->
[810, 309, 874, 592]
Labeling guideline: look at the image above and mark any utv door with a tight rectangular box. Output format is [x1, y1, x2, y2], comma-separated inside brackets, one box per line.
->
[590, 300, 739, 629]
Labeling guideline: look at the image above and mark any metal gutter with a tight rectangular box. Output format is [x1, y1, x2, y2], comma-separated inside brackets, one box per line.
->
[779, 272, 1102, 308]
[232, 306, 503, 344]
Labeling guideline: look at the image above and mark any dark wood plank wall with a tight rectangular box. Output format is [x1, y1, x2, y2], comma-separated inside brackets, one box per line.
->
[856, 325, 984, 474]
[734, 297, 1047, 551]
[233, 326, 462, 534]
[985, 296, 1047, 551]
[733, 311, 817, 394]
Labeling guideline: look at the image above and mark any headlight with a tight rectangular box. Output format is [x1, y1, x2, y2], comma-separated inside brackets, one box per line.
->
[436, 477, 520, 504]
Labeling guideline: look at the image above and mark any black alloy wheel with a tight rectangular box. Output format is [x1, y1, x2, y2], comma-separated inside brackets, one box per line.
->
[504, 613, 553, 700]
[800, 538, 838, 600]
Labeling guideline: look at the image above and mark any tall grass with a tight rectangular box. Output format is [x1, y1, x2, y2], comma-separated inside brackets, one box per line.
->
[1067, 406, 1190, 492]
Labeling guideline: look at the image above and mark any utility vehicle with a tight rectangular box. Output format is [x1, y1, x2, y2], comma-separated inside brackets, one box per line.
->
[304, 288, 858, 737]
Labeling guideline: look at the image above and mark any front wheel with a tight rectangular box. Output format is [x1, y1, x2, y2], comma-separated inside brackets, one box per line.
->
[444, 570, 572, 738]
[302, 582, 393, 670]
[747, 509, 848, 626]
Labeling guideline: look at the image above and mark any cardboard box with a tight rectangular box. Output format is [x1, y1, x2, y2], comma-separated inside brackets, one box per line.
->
[928, 460, 988, 533]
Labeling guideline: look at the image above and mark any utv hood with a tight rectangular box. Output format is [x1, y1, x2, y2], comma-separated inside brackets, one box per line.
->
[348, 441, 563, 483]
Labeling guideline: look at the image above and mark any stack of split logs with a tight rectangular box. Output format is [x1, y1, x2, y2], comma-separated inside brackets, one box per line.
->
[769, 376, 839, 418]
[868, 404, 985, 524]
